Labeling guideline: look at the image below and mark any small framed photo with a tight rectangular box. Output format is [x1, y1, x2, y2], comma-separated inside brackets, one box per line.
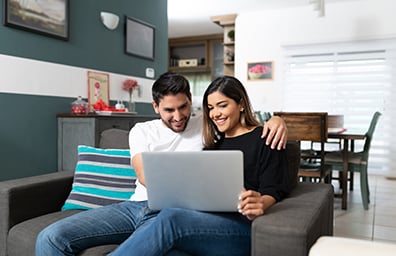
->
[247, 62, 273, 81]
[87, 71, 109, 111]
[125, 16, 155, 60]
[3, 0, 69, 40]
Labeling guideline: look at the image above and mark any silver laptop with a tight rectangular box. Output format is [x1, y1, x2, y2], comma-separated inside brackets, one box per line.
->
[142, 151, 244, 212]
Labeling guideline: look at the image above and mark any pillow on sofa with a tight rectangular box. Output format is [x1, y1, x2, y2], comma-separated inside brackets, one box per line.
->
[62, 145, 136, 210]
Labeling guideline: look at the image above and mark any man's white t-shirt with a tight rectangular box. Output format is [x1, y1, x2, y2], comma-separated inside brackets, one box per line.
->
[129, 114, 203, 201]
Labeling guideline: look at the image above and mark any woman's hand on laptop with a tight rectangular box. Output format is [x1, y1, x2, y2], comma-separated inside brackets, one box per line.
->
[238, 190, 276, 221]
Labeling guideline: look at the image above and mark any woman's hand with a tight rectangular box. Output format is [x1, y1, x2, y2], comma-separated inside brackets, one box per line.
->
[238, 190, 276, 221]
[262, 116, 288, 150]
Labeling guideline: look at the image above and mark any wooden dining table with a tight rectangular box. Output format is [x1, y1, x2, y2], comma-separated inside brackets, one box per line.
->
[328, 129, 366, 210]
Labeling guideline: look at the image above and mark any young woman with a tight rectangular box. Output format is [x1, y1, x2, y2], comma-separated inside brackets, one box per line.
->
[110, 76, 290, 256]
[202, 75, 290, 221]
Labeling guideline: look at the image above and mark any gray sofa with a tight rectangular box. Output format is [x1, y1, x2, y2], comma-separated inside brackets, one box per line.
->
[0, 131, 334, 256]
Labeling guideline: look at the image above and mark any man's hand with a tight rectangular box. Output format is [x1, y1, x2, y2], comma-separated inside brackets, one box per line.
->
[262, 116, 288, 150]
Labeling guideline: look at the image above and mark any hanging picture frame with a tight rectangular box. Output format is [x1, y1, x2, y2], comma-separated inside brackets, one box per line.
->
[247, 61, 273, 81]
[3, 0, 69, 40]
[125, 16, 155, 60]
[87, 71, 109, 111]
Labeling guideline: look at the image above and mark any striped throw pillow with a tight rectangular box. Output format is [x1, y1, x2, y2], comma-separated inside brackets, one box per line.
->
[62, 145, 136, 210]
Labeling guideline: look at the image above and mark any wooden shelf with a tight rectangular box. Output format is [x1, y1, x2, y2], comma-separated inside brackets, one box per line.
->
[169, 34, 222, 78]
[169, 65, 211, 73]
[211, 14, 236, 76]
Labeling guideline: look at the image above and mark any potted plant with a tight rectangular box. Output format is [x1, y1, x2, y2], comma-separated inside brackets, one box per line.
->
[227, 29, 235, 42]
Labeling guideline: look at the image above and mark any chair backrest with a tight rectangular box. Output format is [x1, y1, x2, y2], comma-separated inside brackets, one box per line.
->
[274, 112, 329, 180]
[273, 112, 328, 142]
[328, 115, 344, 129]
[362, 111, 382, 159]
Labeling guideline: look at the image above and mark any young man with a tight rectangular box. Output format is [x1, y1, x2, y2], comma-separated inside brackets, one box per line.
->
[36, 72, 287, 255]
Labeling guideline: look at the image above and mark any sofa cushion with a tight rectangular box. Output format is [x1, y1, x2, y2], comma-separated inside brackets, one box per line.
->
[7, 210, 81, 256]
[62, 145, 136, 210]
[99, 128, 130, 149]
[7, 210, 119, 256]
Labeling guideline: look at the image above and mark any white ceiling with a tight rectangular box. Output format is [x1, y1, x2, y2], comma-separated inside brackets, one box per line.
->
[167, 0, 348, 38]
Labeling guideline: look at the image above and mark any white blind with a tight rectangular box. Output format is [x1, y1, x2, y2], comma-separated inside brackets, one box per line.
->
[282, 38, 396, 175]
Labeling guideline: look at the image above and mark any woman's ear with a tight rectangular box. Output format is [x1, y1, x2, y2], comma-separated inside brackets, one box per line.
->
[239, 100, 245, 112]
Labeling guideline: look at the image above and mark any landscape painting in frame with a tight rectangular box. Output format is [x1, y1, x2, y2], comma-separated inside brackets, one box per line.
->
[247, 62, 273, 81]
[3, 0, 69, 40]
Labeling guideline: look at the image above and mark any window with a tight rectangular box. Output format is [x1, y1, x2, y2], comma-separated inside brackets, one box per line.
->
[283, 38, 396, 175]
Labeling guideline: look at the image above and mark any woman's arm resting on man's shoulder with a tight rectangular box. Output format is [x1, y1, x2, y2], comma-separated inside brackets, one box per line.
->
[262, 116, 288, 150]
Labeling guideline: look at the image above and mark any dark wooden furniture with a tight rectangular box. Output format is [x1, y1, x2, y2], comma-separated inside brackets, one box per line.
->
[274, 112, 332, 183]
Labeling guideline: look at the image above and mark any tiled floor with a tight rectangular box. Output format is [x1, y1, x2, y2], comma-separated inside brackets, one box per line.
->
[333, 173, 396, 243]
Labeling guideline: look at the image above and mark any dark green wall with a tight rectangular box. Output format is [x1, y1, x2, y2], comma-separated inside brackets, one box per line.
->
[0, 0, 167, 181]
[0, 0, 168, 78]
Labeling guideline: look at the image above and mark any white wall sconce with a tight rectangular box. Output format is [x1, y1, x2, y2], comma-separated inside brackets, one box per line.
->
[100, 12, 119, 30]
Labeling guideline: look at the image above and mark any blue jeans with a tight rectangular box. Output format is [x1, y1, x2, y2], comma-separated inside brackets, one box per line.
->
[110, 208, 251, 256]
[37, 202, 251, 256]
[36, 201, 158, 256]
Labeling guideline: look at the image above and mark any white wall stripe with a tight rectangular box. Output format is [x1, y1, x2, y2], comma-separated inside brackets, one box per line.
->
[0, 54, 154, 103]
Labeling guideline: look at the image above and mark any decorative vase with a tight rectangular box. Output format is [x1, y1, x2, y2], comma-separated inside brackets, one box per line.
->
[128, 92, 135, 112]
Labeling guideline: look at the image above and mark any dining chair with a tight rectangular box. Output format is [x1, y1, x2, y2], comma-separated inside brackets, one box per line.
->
[309, 114, 344, 153]
[274, 112, 332, 183]
[324, 111, 382, 210]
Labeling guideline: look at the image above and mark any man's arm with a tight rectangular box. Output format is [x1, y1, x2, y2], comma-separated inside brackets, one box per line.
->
[132, 153, 146, 186]
[262, 116, 288, 150]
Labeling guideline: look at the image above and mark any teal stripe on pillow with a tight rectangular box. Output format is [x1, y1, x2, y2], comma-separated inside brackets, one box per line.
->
[62, 145, 137, 211]
[78, 146, 131, 156]
[76, 163, 135, 176]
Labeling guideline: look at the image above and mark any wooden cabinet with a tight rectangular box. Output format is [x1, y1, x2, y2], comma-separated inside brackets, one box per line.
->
[211, 14, 237, 76]
[57, 114, 157, 171]
[169, 34, 223, 78]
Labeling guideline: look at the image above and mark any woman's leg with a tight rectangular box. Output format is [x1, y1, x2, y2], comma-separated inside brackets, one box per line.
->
[36, 201, 149, 256]
[111, 208, 251, 256]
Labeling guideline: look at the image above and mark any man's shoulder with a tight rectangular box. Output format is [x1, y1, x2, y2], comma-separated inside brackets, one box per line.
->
[131, 118, 161, 134]
[134, 118, 160, 128]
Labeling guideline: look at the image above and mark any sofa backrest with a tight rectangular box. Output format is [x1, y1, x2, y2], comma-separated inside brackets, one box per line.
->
[99, 128, 130, 149]
[286, 141, 301, 190]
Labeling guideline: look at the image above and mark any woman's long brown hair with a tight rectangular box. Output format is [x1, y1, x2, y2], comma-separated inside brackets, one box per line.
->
[202, 76, 260, 148]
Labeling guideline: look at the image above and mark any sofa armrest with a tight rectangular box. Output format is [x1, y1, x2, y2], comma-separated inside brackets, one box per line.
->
[251, 182, 334, 256]
[0, 171, 74, 256]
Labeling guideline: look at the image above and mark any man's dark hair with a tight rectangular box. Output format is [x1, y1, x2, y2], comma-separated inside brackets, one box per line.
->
[152, 72, 191, 105]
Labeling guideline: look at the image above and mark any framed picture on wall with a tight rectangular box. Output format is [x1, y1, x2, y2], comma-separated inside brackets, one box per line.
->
[87, 71, 109, 111]
[3, 0, 69, 40]
[247, 62, 273, 81]
[125, 16, 155, 60]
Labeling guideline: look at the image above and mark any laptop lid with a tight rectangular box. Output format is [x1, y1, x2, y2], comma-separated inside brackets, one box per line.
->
[142, 151, 244, 212]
